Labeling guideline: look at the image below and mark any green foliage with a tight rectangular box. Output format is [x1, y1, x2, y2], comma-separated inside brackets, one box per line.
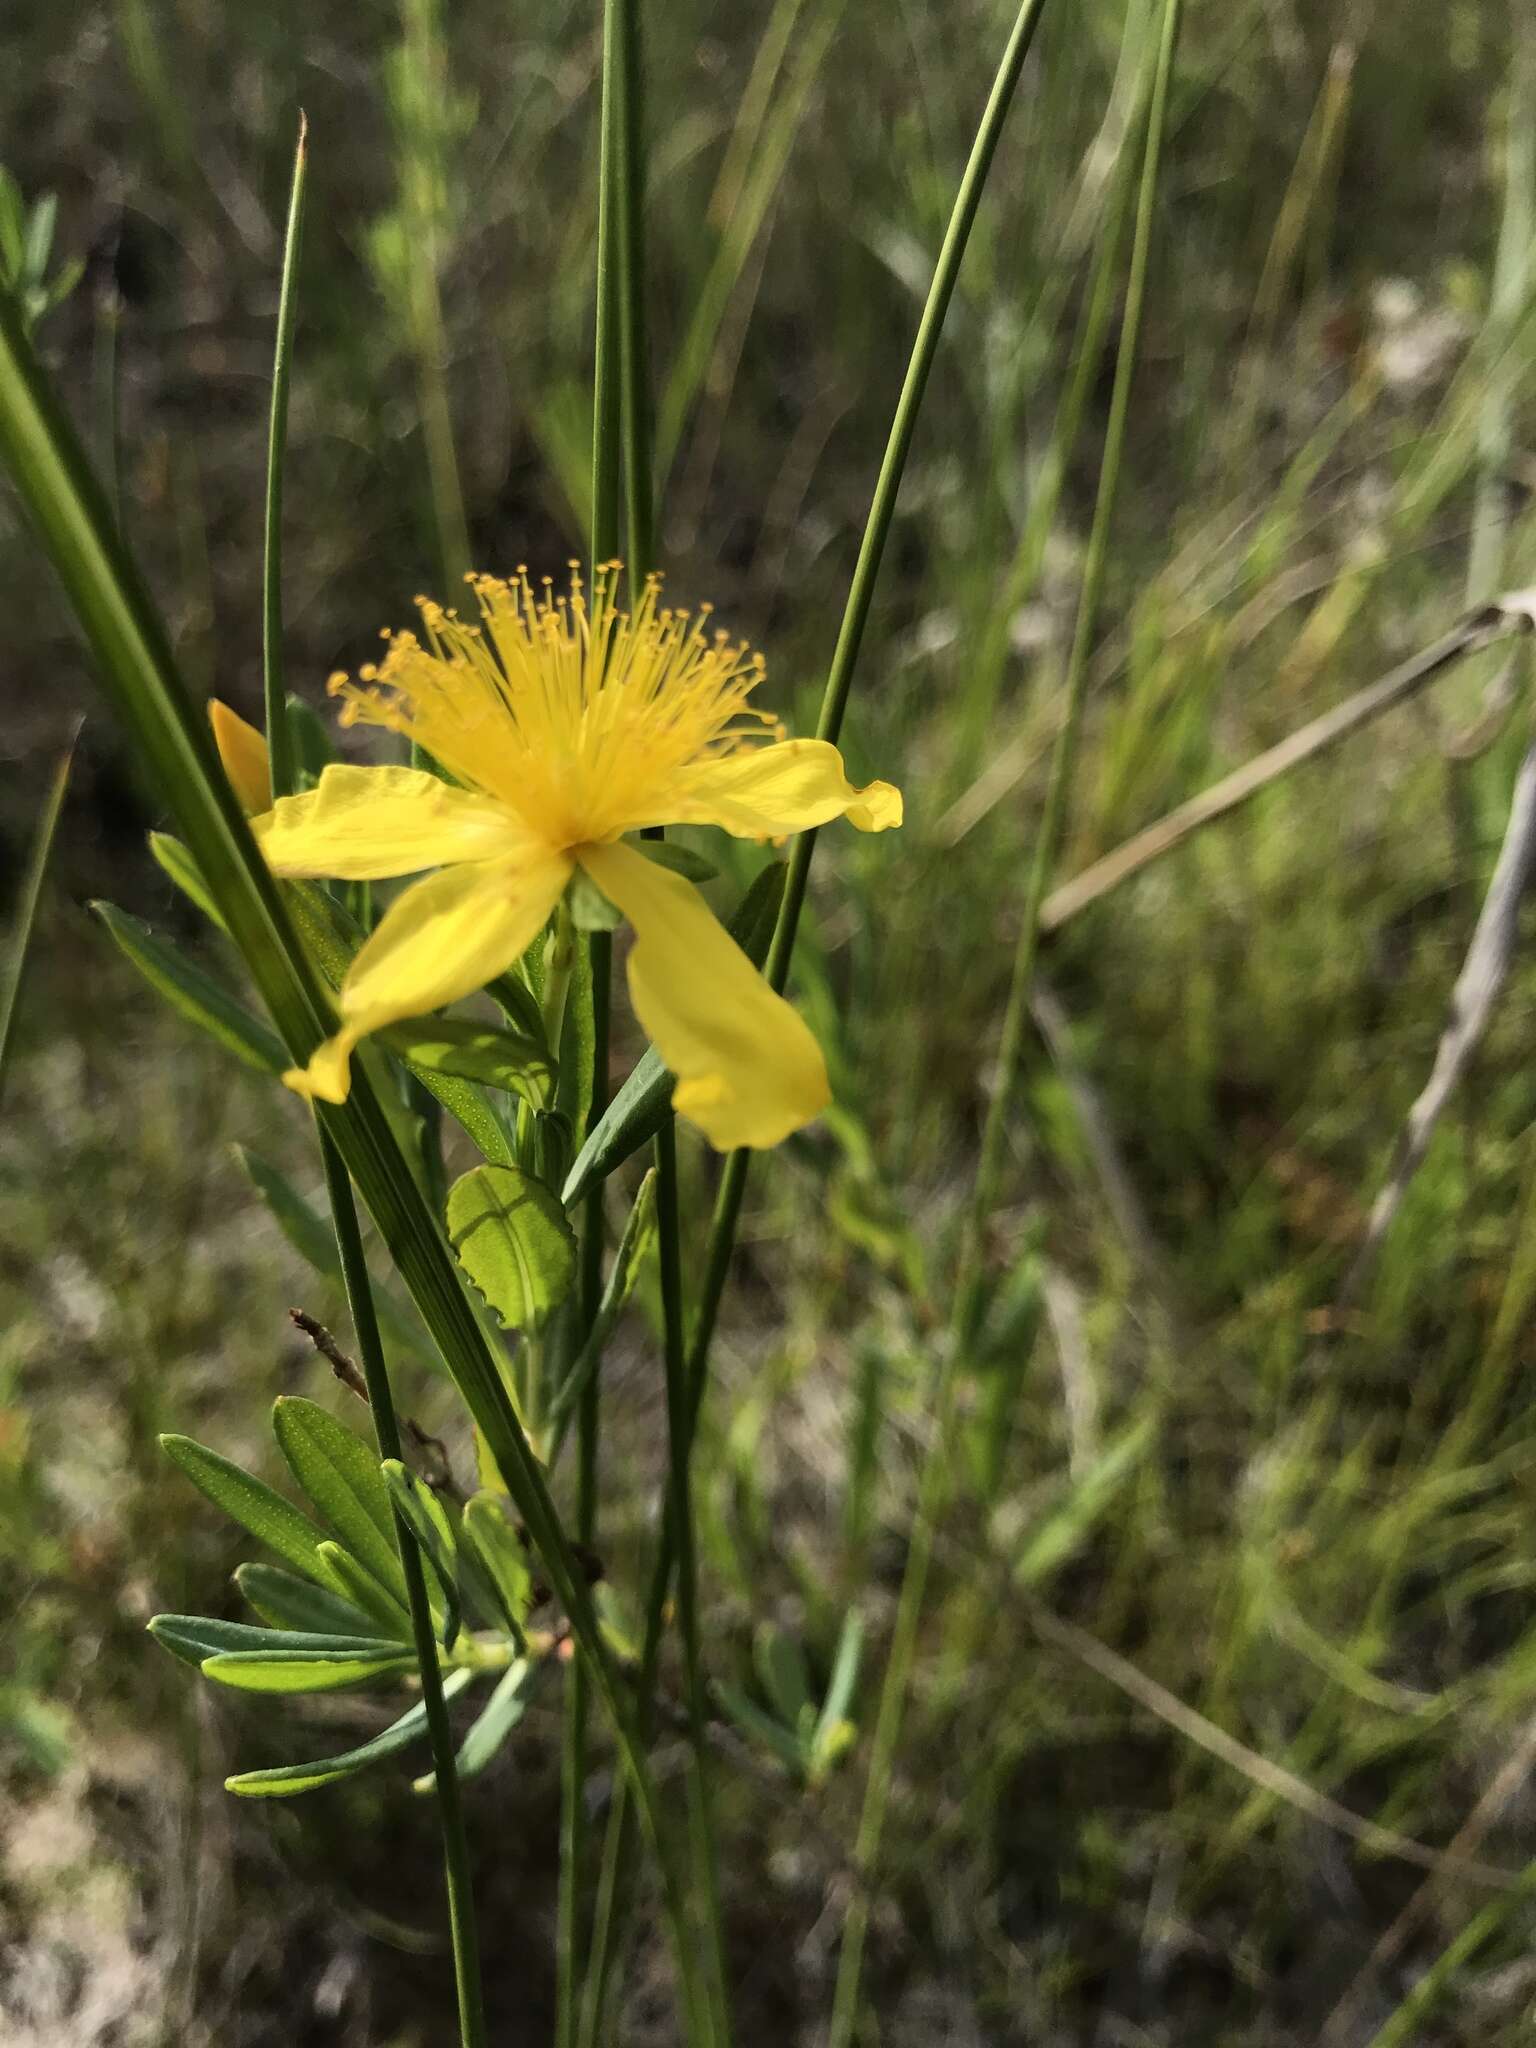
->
[91, 902, 287, 1073]
[446, 1164, 578, 1330]
[0, 166, 81, 332]
[716, 1614, 864, 1786]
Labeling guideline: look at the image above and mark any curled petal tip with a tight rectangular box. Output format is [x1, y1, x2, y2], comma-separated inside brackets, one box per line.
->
[281, 1033, 358, 1105]
[847, 779, 903, 832]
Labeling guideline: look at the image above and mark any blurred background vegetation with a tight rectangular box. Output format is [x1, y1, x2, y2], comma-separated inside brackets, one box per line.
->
[6, 1, 1536, 2041]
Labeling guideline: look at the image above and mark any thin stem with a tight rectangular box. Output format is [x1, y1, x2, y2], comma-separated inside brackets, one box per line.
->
[616, 0, 653, 584]
[559, 8, 627, 2032]
[829, 4, 1183, 2037]
[657, 1116, 731, 2043]
[318, 1131, 486, 2048]
[262, 114, 307, 802]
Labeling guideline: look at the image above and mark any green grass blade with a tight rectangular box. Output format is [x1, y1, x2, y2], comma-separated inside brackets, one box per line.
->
[91, 901, 288, 1072]
[228, 1667, 477, 1798]
[263, 114, 307, 801]
[0, 728, 74, 1109]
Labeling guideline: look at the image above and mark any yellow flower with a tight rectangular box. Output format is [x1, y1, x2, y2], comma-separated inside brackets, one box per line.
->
[252, 565, 901, 1150]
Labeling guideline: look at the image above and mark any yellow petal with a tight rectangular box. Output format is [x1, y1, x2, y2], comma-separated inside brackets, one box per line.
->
[285, 848, 571, 1103]
[209, 700, 272, 815]
[577, 839, 829, 1150]
[253, 764, 529, 880]
[668, 739, 902, 840]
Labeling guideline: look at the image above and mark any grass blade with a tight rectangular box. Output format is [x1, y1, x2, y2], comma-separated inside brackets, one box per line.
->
[0, 729, 74, 1110]
[263, 114, 307, 802]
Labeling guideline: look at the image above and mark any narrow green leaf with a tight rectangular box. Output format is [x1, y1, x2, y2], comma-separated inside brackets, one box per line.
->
[147, 832, 228, 931]
[416, 1657, 537, 1790]
[552, 926, 595, 1139]
[285, 692, 335, 786]
[487, 969, 547, 1045]
[238, 1145, 338, 1275]
[0, 731, 74, 1107]
[91, 901, 286, 1072]
[201, 1649, 415, 1694]
[446, 1164, 577, 1329]
[236, 1146, 425, 1356]
[150, 1615, 402, 1668]
[755, 1625, 813, 1727]
[813, 1611, 863, 1750]
[378, 1017, 552, 1105]
[560, 860, 786, 1204]
[160, 1432, 337, 1589]
[225, 1667, 477, 1797]
[547, 1169, 657, 1456]
[234, 1562, 379, 1636]
[1014, 1420, 1153, 1589]
[715, 1681, 804, 1775]
[273, 1396, 408, 1602]
[382, 1459, 461, 1648]
[263, 113, 307, 803]
[459, 1491, 534, 1638]
[316, 1540, 414, 1639]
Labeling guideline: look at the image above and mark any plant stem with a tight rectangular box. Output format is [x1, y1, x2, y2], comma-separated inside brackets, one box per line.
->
[318, 1131, 486, 2048]
[558, 6, 628, 2033]
[829, 3, 1183, 2036]
[616, 0, 653, 585]
[262, 114, 306, 803]
[657, 1116, 732, 2043]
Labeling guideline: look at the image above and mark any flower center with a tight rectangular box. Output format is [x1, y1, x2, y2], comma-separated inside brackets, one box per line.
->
[327, 564, 783, 849]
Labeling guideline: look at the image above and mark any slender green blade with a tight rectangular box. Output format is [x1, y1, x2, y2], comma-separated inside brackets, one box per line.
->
[263, 115, 307, 803]
[417, 1657, 537, 1790]
[459, 1491, 534, 1638]
[149, 1614, 403, 1668]
[91, 901, 287, 1072]
[316, 1539, 414, 1639]
[382, 1458, 461, 1648]
[0, 729, 74, 1108]
[234, 1562, 380, 1637]
[160, 1432, 337, 1588]
[201, 1650, 415, 1694]
[147, 831, 228, 931]
[226, 1667, 476, 1797]
[273, 1395, 408, 1603]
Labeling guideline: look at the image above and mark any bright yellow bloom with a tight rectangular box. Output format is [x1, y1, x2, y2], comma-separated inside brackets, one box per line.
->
[209, 699, 272, 815]
[252, 566, 901, 1150]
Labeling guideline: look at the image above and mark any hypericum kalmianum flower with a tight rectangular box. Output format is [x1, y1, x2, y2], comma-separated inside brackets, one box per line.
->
[238, 566, 900, 1150]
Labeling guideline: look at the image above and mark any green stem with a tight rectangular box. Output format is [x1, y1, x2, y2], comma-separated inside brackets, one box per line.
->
[616, 0, 653, 585]
[829, 4, 1183, 2037]
[657, 1117, 731, 2043]
[262, 115, 307, 802]
[559, 8, 628, 2030]
[318, 1131, 486, 2048]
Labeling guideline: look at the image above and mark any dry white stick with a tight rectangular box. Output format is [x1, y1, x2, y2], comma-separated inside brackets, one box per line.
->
[1337, 729, 1536, 1307]
[1040, 591, 1536, 935]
